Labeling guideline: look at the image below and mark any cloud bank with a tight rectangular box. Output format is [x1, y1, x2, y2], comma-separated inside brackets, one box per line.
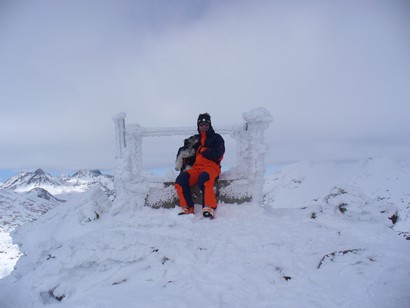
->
[0, 0, 409, 171]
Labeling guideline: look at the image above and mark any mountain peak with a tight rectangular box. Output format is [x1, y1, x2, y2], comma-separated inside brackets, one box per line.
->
[27, 168, 51, 185]
[34, 168, 45, 175]
[27, 187, 65, 202]
[1, 168, 64, 191]
[71, 169, 102, 178]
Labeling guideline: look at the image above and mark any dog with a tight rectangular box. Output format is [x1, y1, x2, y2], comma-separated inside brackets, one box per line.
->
[175, 135, 200, 172]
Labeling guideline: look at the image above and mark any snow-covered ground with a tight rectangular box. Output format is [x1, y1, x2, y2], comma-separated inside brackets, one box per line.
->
[0, 188, 64, 278]
[0, 169, 115, 279]
[0, 232, 20, 279]
[0, 158, 409, 307]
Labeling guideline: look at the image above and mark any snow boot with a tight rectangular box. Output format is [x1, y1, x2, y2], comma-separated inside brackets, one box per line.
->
[202, 207, 215, 219]
[178, 206, 194, 215]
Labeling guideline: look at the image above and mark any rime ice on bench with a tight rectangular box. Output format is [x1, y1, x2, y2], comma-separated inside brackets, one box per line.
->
[112, 107, 273, 209]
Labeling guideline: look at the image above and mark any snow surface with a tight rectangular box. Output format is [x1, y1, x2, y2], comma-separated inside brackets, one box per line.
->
[0, 158, 409, 307]
[0, 170, 115, 279]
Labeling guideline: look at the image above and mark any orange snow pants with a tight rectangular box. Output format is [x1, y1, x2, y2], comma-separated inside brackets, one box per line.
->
[175, 163, 220, 209]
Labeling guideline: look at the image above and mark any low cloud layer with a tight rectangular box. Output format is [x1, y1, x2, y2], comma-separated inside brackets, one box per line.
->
[1, 0, 409, 172]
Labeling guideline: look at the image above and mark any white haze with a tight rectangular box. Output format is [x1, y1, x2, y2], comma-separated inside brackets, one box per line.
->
[0, 0, 409, 171]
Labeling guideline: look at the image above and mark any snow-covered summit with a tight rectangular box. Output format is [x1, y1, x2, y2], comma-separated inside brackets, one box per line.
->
[26, 187, 65, 203]
[263, 157, 410, 239]
[78, 169, 102, 176]
[264, 157, 410, 209]
[0, 168, 114, 197]
[67, 169, 113, 188]
[0, 168, 114, 233]
[70, 169, 102, 179]
[65, 169, 112, 191]
[1, 169, 66, 193]
[0, 158, 409, 307]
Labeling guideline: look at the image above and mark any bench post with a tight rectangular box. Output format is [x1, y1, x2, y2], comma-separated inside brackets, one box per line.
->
[242, 108, 273, 205]
[112, 113, 126, 158]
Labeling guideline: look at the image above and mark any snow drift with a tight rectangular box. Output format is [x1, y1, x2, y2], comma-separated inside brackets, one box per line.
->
[0, 158, 409, 307]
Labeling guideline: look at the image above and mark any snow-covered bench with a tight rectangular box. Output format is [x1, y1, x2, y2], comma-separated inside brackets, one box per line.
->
[112, 107, 273, 209]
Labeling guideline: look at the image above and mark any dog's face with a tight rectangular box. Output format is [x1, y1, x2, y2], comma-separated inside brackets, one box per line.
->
[184, 135, 199, 149]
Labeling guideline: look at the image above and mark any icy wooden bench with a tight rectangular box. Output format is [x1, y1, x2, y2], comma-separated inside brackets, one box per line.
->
[148, 179, 252, 209]
[112, 107, 272, 209]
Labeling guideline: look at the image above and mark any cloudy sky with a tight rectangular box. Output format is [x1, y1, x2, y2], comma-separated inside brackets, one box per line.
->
[1, 0, 409, 177]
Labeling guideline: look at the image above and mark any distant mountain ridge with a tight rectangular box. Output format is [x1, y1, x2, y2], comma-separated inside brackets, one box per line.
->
[71, 169, 102, 178]
[1, 169, 65, 192]
[65, 169, 114, 199]
[0, 168, 114, 197]
[0, 168, 114, 233]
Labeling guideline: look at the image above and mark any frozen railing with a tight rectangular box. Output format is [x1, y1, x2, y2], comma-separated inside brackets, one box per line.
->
[112, 107, 273, 208]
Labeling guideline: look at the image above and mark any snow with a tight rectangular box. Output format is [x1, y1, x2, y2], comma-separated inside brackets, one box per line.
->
[0, 232, 19, 278]
[1, 157, 410, 307]
[0, 109, 409, 307]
